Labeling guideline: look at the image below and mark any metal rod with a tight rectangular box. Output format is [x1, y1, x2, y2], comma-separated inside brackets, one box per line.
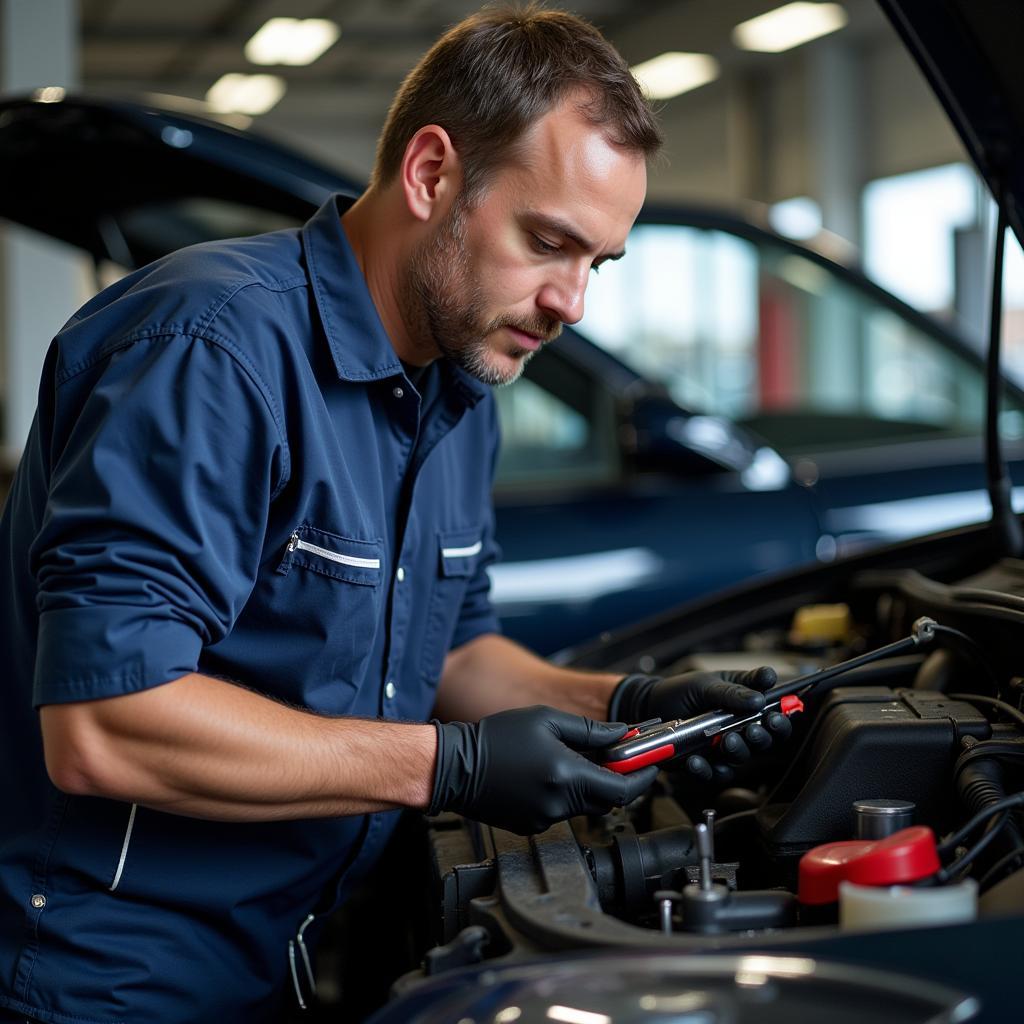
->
[660, 897, 673, 934]
[696, 823, 713, 891]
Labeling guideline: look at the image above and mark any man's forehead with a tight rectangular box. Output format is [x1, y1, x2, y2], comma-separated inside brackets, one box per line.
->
[520, 98, 640, 176]
[479, 101, 645, 236]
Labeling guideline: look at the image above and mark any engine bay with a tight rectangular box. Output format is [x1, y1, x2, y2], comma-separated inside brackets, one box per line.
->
[341, 545, 1024, 1022]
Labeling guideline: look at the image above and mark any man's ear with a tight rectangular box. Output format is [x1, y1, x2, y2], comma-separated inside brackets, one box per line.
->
[400, 125, 462, 223]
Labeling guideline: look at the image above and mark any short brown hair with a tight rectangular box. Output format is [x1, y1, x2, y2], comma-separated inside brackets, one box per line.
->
[371, 3, 662, 197]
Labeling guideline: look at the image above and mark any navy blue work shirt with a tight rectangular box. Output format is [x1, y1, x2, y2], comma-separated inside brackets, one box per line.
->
[0, 195, 502, 1023]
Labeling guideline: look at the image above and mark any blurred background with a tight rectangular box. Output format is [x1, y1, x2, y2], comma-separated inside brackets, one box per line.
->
[3, 0, 1023, 652]
[2, 0, 1021, 453]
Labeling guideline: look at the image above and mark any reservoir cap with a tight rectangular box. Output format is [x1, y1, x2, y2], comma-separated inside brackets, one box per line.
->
[799, 826, 940, 905]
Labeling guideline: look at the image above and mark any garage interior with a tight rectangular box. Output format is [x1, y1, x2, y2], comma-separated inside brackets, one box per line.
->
[1, 3, 1023, 1023]
[0, 0, 1004, 459]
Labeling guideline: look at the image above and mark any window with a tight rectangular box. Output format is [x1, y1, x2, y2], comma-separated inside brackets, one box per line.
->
[493, 349, 618, 490]
[863, 163, 978, 314]
[578, 219, 1019, 457]
[862, 162, 1024, 388]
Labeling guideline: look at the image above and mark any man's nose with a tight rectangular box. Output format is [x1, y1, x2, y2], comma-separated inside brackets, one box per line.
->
[537, 262, 588, 326]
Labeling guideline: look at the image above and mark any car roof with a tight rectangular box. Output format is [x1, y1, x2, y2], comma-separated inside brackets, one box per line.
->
[0, 92, 360, 266]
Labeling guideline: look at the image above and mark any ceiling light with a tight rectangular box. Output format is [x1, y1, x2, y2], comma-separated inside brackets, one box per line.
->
[733, 3, 848, 53]
[630, 52, 719, 100]
[206, 74, 286, 115]
[244, 17, 340, 66]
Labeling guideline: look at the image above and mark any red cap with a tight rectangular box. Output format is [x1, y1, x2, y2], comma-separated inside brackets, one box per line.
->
[798, 826, 940, 905]
[780, 695, 804, 716]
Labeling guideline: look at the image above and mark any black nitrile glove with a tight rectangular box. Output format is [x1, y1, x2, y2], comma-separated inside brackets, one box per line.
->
[609, 667, 791, 782]
[429, 705, 659, 835]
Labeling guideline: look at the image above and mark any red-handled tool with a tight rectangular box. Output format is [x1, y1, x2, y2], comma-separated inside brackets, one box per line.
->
[601, 616, 937, 774]
[602, 694, 805, 774]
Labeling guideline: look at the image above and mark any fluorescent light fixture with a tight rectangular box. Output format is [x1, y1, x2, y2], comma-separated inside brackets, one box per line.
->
[630, 52, 719, 100]
[733, 3, 848, 53]
[245, 17, 340, 66]
[206, 73, 286, 115]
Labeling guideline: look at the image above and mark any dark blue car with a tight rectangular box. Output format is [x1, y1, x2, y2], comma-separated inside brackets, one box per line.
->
[2, 92, 1021, 653]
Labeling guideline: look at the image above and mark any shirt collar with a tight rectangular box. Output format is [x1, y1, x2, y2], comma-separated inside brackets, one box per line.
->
[300, 194, 488, 407]
[301, 194, 402, 383]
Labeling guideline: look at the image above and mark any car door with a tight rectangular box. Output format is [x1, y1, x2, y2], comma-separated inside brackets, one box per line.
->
[491, 338, 823, 655]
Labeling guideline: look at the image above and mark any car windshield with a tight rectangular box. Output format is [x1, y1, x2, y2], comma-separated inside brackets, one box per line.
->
[578, 222, 1024, 454]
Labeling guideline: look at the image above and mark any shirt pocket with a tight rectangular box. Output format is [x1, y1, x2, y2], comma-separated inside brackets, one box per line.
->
[420, 526, 482, 684]
[275, 523, 385, 696]
[279, 524, 383, 586]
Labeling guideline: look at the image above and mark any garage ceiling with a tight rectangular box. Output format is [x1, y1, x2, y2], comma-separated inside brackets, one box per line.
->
[78, 0, 892, 181]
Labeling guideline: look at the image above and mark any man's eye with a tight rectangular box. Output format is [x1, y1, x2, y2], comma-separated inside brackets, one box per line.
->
[531, 235, 559, 254]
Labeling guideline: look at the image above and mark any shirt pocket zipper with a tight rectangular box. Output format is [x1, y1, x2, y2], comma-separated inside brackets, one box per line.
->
[287, 533, 381, 570]
[278, 526, 384, 587]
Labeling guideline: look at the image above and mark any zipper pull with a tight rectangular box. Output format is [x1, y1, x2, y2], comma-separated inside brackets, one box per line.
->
[287, 531, 300, 553]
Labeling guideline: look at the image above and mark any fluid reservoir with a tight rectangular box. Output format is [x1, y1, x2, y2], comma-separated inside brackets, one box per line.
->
[840, 878, 977, 931]
[798, 826, 978, 931]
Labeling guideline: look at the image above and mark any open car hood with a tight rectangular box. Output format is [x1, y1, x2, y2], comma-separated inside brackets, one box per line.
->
[880, 0, 1024, 251]
[0, 92, 358, 267]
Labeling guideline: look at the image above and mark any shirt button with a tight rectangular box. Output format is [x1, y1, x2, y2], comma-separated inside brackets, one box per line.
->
[384, 680, 397, 700]
[392, 386, 404, 399]
[396, 566, 405, 582]
[31, 894, 46, 909]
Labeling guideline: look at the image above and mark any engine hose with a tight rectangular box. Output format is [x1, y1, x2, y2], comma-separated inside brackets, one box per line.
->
[954, 757, 1023, 855]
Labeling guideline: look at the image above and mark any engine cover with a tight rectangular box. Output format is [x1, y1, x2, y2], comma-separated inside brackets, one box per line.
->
[757, 687, 991, 858]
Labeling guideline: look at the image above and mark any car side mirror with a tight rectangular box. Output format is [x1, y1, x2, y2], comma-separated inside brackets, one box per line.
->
[626, 393, 791, 490]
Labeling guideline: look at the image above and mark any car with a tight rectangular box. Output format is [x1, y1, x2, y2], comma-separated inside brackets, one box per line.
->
[2, 89, 1022, 656]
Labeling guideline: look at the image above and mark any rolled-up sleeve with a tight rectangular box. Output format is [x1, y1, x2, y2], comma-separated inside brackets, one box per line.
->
[31, 333, 287, 706]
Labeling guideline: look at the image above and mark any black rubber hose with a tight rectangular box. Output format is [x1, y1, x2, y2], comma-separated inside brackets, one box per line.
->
[947, 692, 1024, 732]
[949, 758, 1023, 858]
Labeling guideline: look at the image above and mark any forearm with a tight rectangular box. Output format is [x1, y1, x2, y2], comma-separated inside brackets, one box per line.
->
[434, 633, 621, 722]
[40, 672, 436, 821]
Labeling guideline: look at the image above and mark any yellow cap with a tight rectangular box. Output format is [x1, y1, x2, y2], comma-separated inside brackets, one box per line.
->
[790, 603, 851, 645]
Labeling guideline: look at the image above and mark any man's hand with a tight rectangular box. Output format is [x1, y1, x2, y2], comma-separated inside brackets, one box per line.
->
[609, 668, 792, 781]
[429, 705, 658, 835]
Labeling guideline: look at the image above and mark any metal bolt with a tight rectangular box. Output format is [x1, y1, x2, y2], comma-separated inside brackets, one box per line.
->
[653, 889, 679, 935]
[30, 894, 45, 909]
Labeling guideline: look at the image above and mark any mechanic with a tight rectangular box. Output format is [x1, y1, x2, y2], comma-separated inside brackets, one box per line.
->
[0, 6, 789, 1023]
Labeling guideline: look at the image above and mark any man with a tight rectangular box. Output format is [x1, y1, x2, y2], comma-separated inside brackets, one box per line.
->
[0, 6, 787, 1022]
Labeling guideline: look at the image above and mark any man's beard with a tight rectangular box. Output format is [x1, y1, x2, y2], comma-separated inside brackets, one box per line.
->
[400, 196, 560, 387]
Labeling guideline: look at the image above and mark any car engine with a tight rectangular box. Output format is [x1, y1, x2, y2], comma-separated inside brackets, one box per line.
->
[333, 535, 1024, 1023]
